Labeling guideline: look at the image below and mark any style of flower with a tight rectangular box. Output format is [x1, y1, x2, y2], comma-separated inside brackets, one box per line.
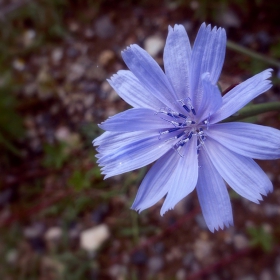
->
[93, 23, 280, 232]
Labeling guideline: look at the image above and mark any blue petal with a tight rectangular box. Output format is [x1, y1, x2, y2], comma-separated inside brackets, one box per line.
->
[190, 23, 226, 106]
[94, 130, 155, 155]
[121, 44, 176, 109]
[131, 149, 179, 212]
[197, 72, 223, 122]
[160, 136, 198, 215]
[163, 24, 191, 101]
[108, 70, 165, 110]
[98, 132, 175, 178]
[99, 108, 169, 132]
[206, 122, 280, 159]
[210, 69, 273, 123]
[196, 149, 233, 232]
[205, 138, 273, 203]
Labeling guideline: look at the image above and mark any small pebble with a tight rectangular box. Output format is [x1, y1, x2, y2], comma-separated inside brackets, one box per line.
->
[108, 264, 127, 278]
[183, 252, 194, 267]
[95, 16, 115, 39]
[24, 223, 44, 239]
[6, 249, 18, 265]
[275, 257, 280, 277]
[233, 234, 248, 250]
[193, 239, 212, 261]
[263, 203, 280, 217]
[153, 242, 165, 254]
[144, 35, 165, 57]
[131, 249, 147, 265]
[51, 48, 63, 63]
[239, 276, 257, 280]
[80, 224, 110, 252]
[98, 50, 115, 66]
[12, 58, 25, 71]
[92, 204, 109, 224]
[148, 256, 164, 273]
[85, 65, 106, 81]
[22, 29, 36, 47]
[260, 269, 273, 280]
[217, 9, 240, 28]
[176, 268, 186, 280]
[44, 227, 62, 241]
[67, 63, 85, 81]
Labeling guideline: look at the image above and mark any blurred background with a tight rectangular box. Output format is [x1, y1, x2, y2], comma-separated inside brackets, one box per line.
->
[0, 0, 280, 279]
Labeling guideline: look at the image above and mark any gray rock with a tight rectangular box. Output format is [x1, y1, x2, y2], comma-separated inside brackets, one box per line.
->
[176, 268, 186, 280]
[67, 63, 85, 82]
[275, 257, 280, 277]
[0, 189, 13, 206]
[24, 82, 37, 96]
[6, 249, 18, 265]
[233, 234, 249, 250]
[85, 65, 106, 81]
[131, 250, 147, 265]
[95, 16, 115, 39]
[51, 48, 63, 63]
[260, 269, 273, 280]
[153, 242, 165, 254]
[22, 29, 36, 47]
[209, 275, 221, 280]
[263, 203, 280, 217]
[148, 256, 164, 273]
[194, 239, 212, 261]
[24, 222, 44, 239]
[239, 276, 257, 280]
[217, 9, 241, 28]
[257, 31, 271, 47]
[108, 264, 127, 278]
[183, 252, 194, 267]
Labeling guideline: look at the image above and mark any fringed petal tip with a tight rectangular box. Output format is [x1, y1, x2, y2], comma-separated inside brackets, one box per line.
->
[160, 207, 173, 217]
[107, 71, 123, 83]
[168, 24, 186, 32]
[92, 130, 105, 146]
[260, 68, 273, 86]
[208, 220, 234, 233]
[121, 44, 137, 55]
[268, 184, 274, 194]
[130, 203, 146, 214]
[261, 68, 273, 86]
[97, 123, 105, 129]
[264, 68, 273, 77]
[199, 22, 226, 34]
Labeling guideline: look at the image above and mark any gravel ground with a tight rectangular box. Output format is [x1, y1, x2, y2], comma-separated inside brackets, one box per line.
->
[1, 1, 280, 279]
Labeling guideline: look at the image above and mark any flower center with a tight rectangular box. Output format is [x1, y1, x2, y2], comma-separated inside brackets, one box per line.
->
[157, 98, 208, 157]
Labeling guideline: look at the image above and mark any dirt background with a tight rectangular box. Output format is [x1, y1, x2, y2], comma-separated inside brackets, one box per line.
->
[0, 0, 280, 279]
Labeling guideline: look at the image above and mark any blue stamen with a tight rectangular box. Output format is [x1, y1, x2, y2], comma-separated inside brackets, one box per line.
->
[159, 127, 181, 136]
[191, 107, 196, 115]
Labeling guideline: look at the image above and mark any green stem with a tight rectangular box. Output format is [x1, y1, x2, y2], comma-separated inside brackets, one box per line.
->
[227, 40, 280, 68]
[222, 102, 280, 122]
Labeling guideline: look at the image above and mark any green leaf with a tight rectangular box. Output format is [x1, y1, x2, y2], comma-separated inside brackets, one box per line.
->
[247, 226, 273, 252]
[42, 142, 69, 169]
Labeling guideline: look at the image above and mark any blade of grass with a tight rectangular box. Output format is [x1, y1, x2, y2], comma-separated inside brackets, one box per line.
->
[222, 102, 280, 122]
[227, 40, 280, 69]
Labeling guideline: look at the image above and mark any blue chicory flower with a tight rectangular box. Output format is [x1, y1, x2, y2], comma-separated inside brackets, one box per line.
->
[93, 23, 280, 232]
